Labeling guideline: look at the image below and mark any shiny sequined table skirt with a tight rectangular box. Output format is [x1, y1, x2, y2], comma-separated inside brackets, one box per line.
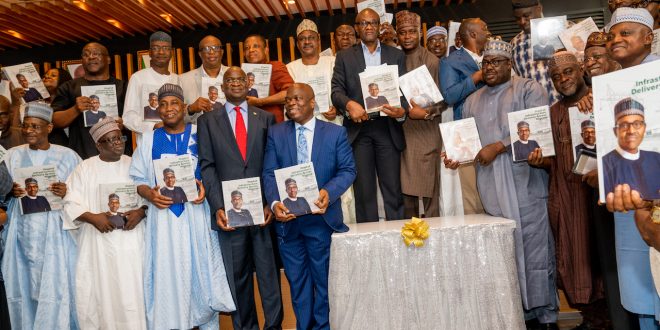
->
[328, 215, 524, 330]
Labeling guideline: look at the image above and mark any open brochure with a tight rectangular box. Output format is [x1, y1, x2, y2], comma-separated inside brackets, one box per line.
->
[359, 64, 400, 116]
[81, 85, 119, 127]
[507, 105, 556, 162]
[2, 63, 50, 102]
[153, 154, 198, 204]
[222, 177, 265, 227]
[530, 16, 567, 61]
[439, 118, 482, 164]
[399, 65, 443, 108]
[447, 21, 462, 56]
[240, 63, 272, 99]
[302, 75, 331, 114]
[592, 60, 660, 202]
[201, 77, 226, 106]
[13, 165, 62, 215]
[559, 17, 598, 55]
[356, 0, 386, 17]
[98, 182, 138, 229]
[274, 163, 320, 216]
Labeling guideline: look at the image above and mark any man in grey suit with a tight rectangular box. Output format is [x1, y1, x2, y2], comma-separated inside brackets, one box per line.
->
[331, 8, 409, 223]
[198, 66, 282, 330]
[180, 35, 228, 123]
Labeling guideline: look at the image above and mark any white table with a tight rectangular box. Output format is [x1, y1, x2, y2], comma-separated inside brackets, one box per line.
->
[328, 214, 525, 330]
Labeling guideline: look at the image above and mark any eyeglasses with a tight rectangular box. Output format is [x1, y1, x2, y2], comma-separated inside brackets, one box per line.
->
[616, 120, 645, 130]
[356, 20, 379, 28]
[200, 45, 222, 53]
[98, 135, 128, 145]
[297, 35, 318, 42]
[20, 123, 45, 131]
[224, 77, 247, 85]
[150, 45, 172, 52]
[82, 50, 107, 58]
[585, 53, 606, 63]
[481, 58, 509, 68]
[427, 38, 447, 47]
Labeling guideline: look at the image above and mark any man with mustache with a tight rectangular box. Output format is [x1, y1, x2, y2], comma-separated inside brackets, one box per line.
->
[122, 31, 179, 137]
[444, 38, 557, 329]
[51, 42, 128, 159]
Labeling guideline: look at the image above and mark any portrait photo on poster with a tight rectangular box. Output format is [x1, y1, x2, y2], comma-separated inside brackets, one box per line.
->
[222, 177, 265, 227]
[153, 154, 198, 204]
[274, 163, 320, 216]
[508, 105, 556, 162]
[13, 165, 61, 215]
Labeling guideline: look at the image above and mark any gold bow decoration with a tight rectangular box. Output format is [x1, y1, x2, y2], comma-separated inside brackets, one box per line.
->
[401, 217, 430, 247]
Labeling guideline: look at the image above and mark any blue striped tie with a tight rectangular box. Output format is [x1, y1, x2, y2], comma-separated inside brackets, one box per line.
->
[297, 126, 308, 164]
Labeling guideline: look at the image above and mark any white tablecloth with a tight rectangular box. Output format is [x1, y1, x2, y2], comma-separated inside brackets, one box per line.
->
[328, 215, 525, 330]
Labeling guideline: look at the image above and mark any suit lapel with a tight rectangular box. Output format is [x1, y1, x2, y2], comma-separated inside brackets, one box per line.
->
[354, 45, 366, 72]
[311, 121, 323, 164]
[286, 121, 297, 166]
[212, 106, 243, 162]
[245, 106, 258, 163]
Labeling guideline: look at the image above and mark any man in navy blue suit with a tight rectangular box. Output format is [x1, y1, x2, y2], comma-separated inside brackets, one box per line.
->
[263, 83, 356, 330]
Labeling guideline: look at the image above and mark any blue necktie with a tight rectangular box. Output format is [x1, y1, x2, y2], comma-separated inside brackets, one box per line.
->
[297, 126, 308, 164]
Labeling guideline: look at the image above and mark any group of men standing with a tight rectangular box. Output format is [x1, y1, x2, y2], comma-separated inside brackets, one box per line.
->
[0, 0, 659, 329]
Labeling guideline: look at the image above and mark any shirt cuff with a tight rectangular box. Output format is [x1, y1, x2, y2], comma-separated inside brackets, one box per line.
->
[271, 201, 280, 212]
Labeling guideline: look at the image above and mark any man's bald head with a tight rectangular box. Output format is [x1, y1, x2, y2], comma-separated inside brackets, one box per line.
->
[458, 18, 490, 53]
[199, 35, 222, 49]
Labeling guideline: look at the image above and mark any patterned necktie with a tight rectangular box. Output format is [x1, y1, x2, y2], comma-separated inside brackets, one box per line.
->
[297, 126, 308, 164]
[234, 106, 247, 161]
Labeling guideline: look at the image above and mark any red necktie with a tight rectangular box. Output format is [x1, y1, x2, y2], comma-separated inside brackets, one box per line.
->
[234, 106, 247, 161]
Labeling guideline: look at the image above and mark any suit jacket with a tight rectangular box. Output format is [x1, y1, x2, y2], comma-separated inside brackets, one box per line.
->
[262, 120, 356, 234]
[331, 43, 409, 151]
[439, 48, 483, 120]
[198, 102, 275, 230]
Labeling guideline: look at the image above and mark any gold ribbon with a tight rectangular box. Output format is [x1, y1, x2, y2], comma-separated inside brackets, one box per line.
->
[401, 217, 430, 247]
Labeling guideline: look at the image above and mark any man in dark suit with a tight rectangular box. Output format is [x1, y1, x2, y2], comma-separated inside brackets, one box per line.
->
[20, 178, 51, 214]
[159, 168, 188, 204]
[107, 193, 126, 229]
[246, 72, 259, 98]
[282, 178, 312, 216]
[226, 190, 255, 227]
[513, 120, 541, 161]
[263, 83, 356, 330]
[83, 95, 107, 126]
[331, 8, 408, 223]
[143, 92, 160, 121]
[198, 66, 283, 330]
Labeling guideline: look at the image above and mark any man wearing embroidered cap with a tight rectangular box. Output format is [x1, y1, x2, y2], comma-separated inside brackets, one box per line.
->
[609, 0, 660, 29]
[3, 101, 81, 329]
[584, 32, 621, 78]
[63, 115, 148, 329]
[576, 120, 597, 155]
[446, 38, 558, 328]
[603, 97, 659, 200]
[198, 66, 282, 330]
[130, 83, 235, 329]
[20, 178, 51, 214]
[123, 31, 179, 137]
[606, 7, 659, 68]
[510, 0, 561, 106]
[426, 26, 448, 58]
[396, 10, 444, 218]
[530, 51, 611, 329]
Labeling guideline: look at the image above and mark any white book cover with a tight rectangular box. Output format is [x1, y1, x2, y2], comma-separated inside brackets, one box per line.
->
[508, 105, 556, 162]
[568, 106, 596, 161]
[399, 65, 444, 108]
[303, 75, 331, 114]
[201, 77, 226, 106]
[530, 16, 567, 61]
[559, 17, 599, 54]
[274, 163, 320, 216]
[592, 61, 660, 202]
[241, 63, 272, 99]
[439, 118, 482, 164]
[153, 154, 198, 204]
[222, 177, 265, 227]
[573, 150, 597, 175]
[98, 182, 139, 213]
[356, 0, 386, 17]
[13, 165, 62, 215]
[81, 85, 118, 127]
[141, 84, 161, 122]
[359, 65, 401, 114]
[653, 29, 660, 56]
[2, 63, 50, 102]
[447, 21, 462, 56]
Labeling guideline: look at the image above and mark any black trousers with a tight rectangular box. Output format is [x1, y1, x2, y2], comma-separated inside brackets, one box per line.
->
[218, 224, 283, 330]
[352, 119, 404, 222]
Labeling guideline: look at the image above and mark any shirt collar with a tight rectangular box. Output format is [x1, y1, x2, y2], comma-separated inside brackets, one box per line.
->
[519, 140, 529, 145]
[463, 47, 483, 64]
[295, 117, 317, 133]
[615, 145, 640, 160]
[583, 143, 595, 149]
[200, 65, 224, 78]
[225, 100, 248, 115]
[361, 40, 381, 54]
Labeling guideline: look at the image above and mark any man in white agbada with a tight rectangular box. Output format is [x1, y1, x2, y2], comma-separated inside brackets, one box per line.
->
[122, 31, 179, 136]
[63, 117, 148, 329]
[286, 19, 356, 223]
[129, 83, 235, 329]
[2, 102, 81, 329]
